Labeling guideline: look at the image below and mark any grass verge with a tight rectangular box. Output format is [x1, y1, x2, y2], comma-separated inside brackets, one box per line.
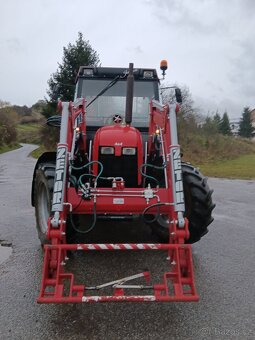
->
[198, 154, 255, 179]
[29, 145, 47, 159]
[17, 123, 42, 144]
[0, 144, 21, 154]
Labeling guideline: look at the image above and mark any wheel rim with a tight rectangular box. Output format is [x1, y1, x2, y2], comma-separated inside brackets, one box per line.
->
[38, 183, 50, 234]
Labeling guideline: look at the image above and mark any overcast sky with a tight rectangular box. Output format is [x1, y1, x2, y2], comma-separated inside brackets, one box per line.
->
[0, 0, 254, 118]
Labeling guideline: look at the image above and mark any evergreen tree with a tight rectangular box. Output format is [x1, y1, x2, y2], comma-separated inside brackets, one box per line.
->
[41, 33, 100, 148]
[213, 112, 221, 132]
[203, 116, 216, 135]
[42, 32, 100, 119]
[48, 32, 100, 102]
[238, 107, 255, 138]
[219, 111, 232, 135]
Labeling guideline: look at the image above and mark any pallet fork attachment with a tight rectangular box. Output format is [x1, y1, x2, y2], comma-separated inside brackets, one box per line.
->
[38, 242, 198, 303]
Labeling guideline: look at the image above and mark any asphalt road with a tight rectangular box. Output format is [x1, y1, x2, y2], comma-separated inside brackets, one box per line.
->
[0, 144, 254, 340]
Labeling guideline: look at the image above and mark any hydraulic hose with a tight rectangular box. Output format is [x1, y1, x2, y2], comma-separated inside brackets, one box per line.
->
[70, 201, 97, 234]
[142, 202, 172, 224]
[68, 161, 104, 234]
[70, 160, 104, 184]
[139, 163, 166, 187]
[46, 115, 61, 127]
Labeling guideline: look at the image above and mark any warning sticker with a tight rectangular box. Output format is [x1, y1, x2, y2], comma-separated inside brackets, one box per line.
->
[113, 198, 124, 204]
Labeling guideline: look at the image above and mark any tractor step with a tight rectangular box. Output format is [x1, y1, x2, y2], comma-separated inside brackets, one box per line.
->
[38, 243, 199, 303]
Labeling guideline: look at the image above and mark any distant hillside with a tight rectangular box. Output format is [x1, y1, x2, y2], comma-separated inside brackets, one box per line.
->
[1, 100, 46, 124]
[178, 117, 255, 165]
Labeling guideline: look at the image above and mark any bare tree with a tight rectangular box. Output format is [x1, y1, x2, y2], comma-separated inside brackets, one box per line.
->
[160, 84, 196, 116]
[0, 100, 10, 109]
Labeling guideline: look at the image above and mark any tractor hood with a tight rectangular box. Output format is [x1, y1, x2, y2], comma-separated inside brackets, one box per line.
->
[93, 125, 142, 156]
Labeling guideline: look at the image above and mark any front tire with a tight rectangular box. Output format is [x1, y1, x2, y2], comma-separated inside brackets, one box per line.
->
[151, 162, 215, 243]
[34, 162, 55, 245]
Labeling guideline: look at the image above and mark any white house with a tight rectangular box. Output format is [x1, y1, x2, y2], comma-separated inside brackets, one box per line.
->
[229, 119, 240, 136]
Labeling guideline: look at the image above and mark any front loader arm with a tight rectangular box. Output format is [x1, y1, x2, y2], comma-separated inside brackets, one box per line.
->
[148, 100, 187, 235]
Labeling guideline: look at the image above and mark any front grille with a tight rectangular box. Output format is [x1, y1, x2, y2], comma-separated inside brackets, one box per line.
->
[98, 155, 138, 187]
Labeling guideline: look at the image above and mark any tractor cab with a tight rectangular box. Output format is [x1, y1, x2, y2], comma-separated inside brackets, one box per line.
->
[74, 66, 160, 130]
[73, 65, 161, 188]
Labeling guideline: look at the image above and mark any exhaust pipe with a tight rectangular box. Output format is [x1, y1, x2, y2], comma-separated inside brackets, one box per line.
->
[125, 63, 134, 125]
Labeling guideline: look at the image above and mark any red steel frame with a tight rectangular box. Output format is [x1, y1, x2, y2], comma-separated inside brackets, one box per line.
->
[38, 99, 199, 303]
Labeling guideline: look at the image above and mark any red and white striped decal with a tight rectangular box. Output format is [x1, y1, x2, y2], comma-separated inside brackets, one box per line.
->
[76, 243, 161, 250]
[46, 243, 189, 252]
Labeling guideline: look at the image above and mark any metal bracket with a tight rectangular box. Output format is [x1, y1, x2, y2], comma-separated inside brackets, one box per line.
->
[51, 211, 60, 228]
[144, 187, 154, 201]
[81, 182, 91, 200]
[177, 211, 185, 228]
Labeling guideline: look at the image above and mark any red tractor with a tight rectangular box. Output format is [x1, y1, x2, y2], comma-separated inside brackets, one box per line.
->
[32, 62, 215, 303]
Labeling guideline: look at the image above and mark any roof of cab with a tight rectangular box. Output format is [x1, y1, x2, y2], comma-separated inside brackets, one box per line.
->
[75, 66, 159, 83]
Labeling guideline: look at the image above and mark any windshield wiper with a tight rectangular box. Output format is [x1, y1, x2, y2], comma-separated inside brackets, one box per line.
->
[86, 75, 121, 108]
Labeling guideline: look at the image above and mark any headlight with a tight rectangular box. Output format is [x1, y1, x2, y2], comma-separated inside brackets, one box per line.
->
[122, 147, 136, 155]
[143, 70, 153, 79]
[83, 68, 93, 76]
[100, 146, 114, 155]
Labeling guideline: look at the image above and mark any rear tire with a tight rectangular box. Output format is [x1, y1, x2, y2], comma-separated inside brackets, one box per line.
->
[34, 162, 55, 245]
[151, 162, 215, 244]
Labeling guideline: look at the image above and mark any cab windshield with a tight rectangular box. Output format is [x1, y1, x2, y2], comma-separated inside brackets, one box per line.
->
[79, 79, 158, 127]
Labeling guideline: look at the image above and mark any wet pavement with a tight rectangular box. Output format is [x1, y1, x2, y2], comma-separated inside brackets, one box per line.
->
[0, 245, 12, 266]
[0, 144, 254, 339]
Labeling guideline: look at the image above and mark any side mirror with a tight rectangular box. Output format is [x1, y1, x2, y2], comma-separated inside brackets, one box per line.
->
[175, 88, 182, 104]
